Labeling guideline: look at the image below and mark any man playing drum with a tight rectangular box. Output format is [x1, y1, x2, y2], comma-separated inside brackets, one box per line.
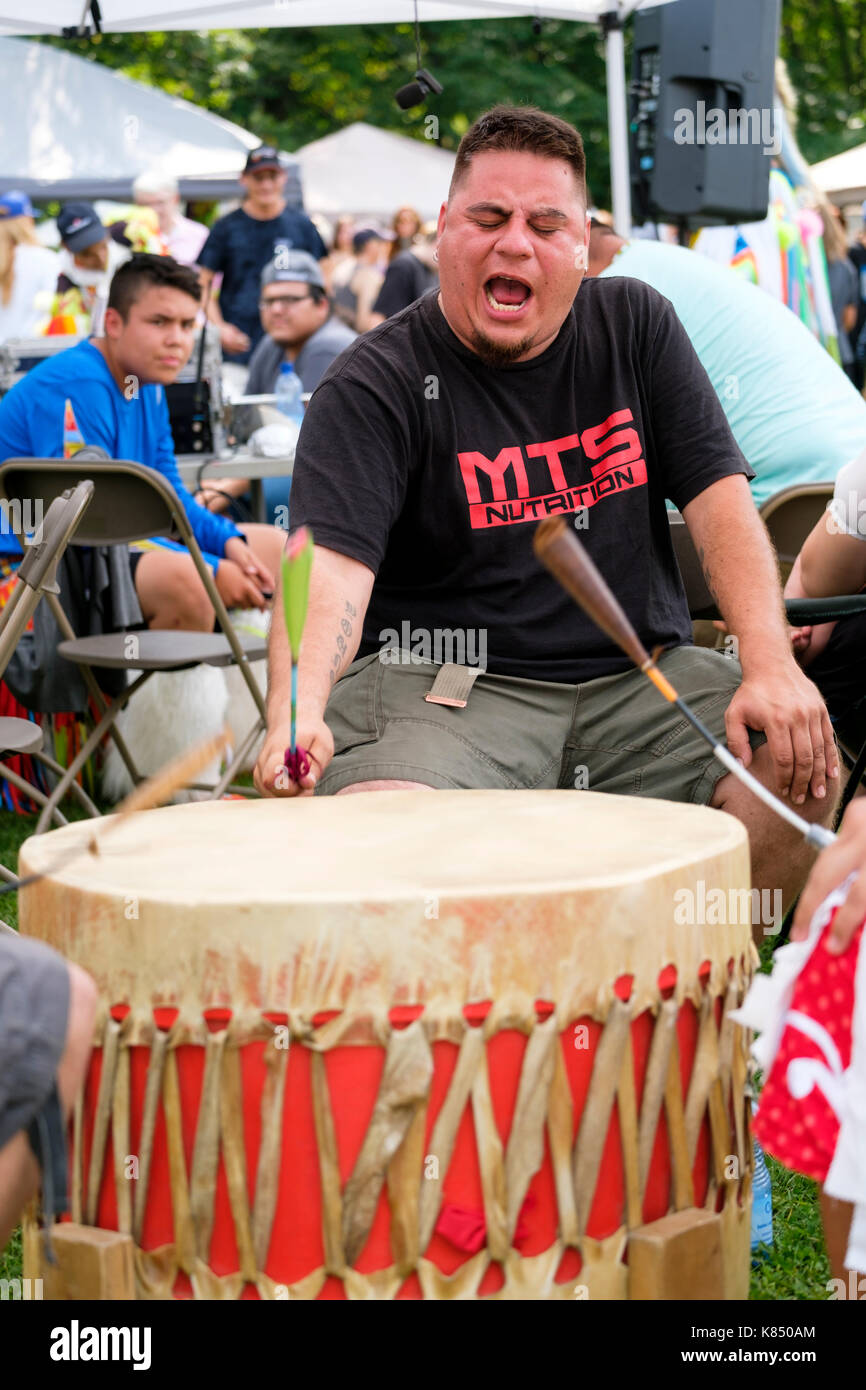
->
[254, 105, 838, 915]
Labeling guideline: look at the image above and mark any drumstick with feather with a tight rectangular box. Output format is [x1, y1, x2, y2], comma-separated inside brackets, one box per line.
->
[533, 516, 836, 851]
[281, 525, 314, 784]
[0, 726, 232, 895]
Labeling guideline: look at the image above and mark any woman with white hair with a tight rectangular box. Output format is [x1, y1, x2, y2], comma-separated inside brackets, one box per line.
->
[132, 170, 209, 267]
[0, 192, 59, 341]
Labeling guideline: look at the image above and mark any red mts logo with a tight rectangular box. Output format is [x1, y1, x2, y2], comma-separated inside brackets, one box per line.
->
[457, 409, 647, 529]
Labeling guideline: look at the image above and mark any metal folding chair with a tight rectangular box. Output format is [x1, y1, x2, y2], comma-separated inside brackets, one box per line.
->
[0, 458, 268, 832]
[0, 481, 103, 880]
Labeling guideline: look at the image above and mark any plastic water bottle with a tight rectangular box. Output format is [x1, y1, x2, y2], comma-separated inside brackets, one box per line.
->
[274, 361, 304, 426]
[751, 1124, 774, 1255]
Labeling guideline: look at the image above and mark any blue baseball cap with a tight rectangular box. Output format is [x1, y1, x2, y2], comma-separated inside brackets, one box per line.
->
[57, 202, 106, 253]
[0, 190, 34, 220]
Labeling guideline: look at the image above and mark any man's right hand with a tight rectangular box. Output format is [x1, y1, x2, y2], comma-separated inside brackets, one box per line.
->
[219, 323, 251, 355]
[254, 718, 335, 797]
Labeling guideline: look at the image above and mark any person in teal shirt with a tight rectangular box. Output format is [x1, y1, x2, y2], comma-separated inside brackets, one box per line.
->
[587, 224, 866, 508]
[0, 254, 283, 628]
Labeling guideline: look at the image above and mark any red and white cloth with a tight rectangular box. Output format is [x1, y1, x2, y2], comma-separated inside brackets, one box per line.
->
[731, 875, 866, 1272]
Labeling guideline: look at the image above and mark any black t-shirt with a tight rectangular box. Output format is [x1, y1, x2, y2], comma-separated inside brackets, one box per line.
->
[290, 279, 754, 683]
[372, 250, 438, 320]
[198, 206, 327, 354]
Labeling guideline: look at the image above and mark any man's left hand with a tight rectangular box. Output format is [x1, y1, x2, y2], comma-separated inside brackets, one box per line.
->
[224, 536, 275, 599]
[724, 660, 839, 804]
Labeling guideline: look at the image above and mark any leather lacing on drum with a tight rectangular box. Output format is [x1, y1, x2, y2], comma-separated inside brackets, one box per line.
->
[54, 971, 753, 1301]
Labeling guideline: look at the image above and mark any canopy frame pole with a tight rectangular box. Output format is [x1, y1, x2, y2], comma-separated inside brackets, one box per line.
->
[601, 7, 632, 234]
[61, 0, 101, 38]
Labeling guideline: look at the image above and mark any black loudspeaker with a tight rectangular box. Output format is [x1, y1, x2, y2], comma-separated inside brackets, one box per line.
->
[164, 380, 214, 455]
[630, 0, 781, 227]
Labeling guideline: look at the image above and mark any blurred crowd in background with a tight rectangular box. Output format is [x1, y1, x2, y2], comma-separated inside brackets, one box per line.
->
[0, 145, 440, 405]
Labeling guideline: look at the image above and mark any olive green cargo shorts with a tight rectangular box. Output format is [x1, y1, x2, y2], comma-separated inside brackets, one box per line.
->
[316, 644, 762, 802]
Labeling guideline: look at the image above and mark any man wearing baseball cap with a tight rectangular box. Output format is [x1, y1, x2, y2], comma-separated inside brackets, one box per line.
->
[198, 146, 327, 365]
[246, 251, 357, 396]
[54, 201, 132, 336]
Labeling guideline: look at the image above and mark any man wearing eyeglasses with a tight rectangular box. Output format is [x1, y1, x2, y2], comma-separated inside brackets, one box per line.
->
[246, 253, 357, 397]
[198, 146, 327, 364]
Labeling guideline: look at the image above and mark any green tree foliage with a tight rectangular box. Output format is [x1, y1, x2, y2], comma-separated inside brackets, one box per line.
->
[780, 0, 866, 164]
[40, 20, 611, 201]
[39, 3, 866, 205]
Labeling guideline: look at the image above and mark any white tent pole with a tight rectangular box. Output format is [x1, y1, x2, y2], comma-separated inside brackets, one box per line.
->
[602, 9, 632, 233]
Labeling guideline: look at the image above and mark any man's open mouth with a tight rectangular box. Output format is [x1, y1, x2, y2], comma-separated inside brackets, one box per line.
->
[484, 276, 532, 313]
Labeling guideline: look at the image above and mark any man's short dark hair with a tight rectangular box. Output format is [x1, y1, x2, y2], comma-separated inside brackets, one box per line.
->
[450, 106, 586, 201]
[108, 253, 202, 320]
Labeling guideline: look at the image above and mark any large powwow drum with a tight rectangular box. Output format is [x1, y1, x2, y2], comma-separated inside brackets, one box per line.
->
[20, 791, 755, 1300]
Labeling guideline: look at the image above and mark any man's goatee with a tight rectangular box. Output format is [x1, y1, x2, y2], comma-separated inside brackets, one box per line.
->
[467, 329, 535, 368]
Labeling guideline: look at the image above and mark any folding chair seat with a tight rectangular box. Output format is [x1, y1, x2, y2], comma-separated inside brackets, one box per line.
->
[0, 717, 41, 755]
[0, 458, 268, 832]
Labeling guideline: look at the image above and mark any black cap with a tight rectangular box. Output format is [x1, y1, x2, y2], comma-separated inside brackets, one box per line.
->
[57, 202, 106, 253]
[243, 145, 284, 174]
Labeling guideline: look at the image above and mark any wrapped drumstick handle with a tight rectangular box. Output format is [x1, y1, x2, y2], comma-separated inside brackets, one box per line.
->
[533, 517, 835, 851]
[534, 515, 650, 671]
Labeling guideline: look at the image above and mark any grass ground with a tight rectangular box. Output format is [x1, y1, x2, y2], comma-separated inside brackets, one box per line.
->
[0, 806, 833, 1300]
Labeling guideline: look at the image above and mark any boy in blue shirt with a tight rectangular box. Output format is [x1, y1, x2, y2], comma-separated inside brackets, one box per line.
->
[0, 254, 283, 629]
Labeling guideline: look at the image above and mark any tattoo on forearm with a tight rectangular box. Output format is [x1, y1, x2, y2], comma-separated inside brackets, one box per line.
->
[329, 600, 355, 684]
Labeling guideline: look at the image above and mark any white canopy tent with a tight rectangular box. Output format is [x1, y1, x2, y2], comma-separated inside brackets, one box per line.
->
[296, 122, 455, 221]
[0, 0, 677, 232]
[0, 35, 270, 200]
[811, 143, 866, 207]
